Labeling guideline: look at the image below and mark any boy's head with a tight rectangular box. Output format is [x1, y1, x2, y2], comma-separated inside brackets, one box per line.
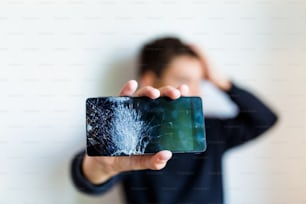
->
[138, 37, 205, 96]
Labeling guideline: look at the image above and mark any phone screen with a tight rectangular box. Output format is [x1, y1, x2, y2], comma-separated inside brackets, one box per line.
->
[86, 96, 206, 156]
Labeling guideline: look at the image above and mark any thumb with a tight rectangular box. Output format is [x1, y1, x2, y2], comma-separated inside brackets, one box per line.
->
[128, 150, 172, 171]
[149, 150, 173, 170]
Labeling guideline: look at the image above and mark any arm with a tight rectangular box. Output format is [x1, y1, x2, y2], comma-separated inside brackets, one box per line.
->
[188, 44, 278, 149]
[219, 82, 278, 149]
[70, 150, 121, 195]
[70, 80, 189, 194]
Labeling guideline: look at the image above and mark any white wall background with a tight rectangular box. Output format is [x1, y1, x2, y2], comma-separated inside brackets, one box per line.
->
[0, 0, 305, 203]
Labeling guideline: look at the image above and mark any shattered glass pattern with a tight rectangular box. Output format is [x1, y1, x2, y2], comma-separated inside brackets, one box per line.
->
[86, 97, 206, 156]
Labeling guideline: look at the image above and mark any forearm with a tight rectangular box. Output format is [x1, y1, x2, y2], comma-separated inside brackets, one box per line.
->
[71, 149, 172, 194]
[216, 81, 278, 149]
[225, 82, 278, 131]
[71, 151, 120, 195]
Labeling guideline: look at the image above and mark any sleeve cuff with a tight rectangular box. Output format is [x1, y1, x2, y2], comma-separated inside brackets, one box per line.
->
[71, 150, 120, 195]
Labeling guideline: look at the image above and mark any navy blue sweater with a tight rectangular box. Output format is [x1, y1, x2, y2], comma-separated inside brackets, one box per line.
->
[71, 82, 278, 204]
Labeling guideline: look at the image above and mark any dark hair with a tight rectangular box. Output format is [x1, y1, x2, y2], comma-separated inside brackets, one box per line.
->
[138, 37, 199, 77]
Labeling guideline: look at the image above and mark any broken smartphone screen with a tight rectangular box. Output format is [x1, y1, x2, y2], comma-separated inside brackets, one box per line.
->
[86, 96, 206, 156]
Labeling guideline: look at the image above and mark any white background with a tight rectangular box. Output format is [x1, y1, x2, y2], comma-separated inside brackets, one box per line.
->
[0, 0, 305, 203]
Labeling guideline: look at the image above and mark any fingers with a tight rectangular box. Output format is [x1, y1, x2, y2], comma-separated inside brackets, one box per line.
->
[159, 84, 190, 98]
[133, 86, 160, 99]
[187, 43, 211, 79]
[177, 84, 189, 96]
[119, 80, 190, 99]
[134, 85, 185, 100]
[119, 80, 161, 99]
[119, 80, 138, 96]
[159, 86, 181, 99]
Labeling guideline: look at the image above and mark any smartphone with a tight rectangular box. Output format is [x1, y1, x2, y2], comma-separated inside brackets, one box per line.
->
[86, 96, 206, 156]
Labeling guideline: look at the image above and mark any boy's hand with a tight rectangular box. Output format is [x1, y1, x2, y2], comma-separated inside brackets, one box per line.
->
[82, 80, 189, 185]
[188, 44, 232, 91]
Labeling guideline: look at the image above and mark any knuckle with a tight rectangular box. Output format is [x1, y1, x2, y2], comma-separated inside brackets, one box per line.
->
[163, 85, 174, 90]
[150, 163, 161, 170]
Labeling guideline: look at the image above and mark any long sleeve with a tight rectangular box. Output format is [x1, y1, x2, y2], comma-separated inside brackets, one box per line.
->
[70, 81, 278, 199]
[70, 150, 122, 195]
[213, 82, 278, 150]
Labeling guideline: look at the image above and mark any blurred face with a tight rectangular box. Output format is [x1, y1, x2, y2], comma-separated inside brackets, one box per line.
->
[155, 55, 204, 96]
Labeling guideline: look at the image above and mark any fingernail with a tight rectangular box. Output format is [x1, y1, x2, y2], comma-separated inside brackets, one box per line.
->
[181, 84, 189, 95]
[171, 89, 181, 99]
[158, 151, 172, 161]
[152, 89, 160, 98]
[130, 80, 138, 88]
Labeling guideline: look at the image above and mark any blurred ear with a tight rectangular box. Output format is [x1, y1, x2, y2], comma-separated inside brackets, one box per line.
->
[139, 71, 158, 87]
